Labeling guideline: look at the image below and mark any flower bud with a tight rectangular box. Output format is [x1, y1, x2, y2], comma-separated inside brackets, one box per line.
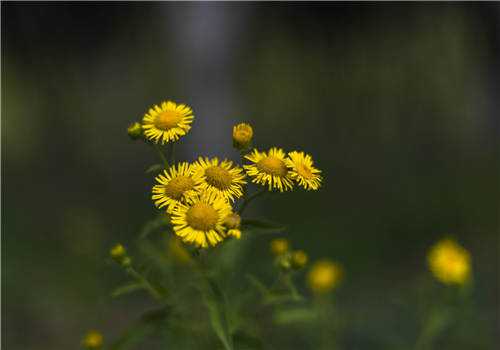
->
[232, 123, 253, 150]
[224, 213, 241, 229]
[82, 330, 103, 349]
[110, 244, 130, 267]
[110, 244, 126, 260]
[270, 238, 289, 256]
[278, 254, 292, 271]
[291, 250, 308, 269]
[127, 122, 143, 140]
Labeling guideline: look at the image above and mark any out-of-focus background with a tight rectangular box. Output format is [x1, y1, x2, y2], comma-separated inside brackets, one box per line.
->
[2, 3, 499, 349]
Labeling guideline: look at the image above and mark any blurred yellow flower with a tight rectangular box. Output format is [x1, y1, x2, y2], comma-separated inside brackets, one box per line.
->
[307, 259, 343, 294]
[427, 238, 471, 285]
[82, 330, 103, 349]
[291, 250, 308, 269]
[270, 238, 289, 256]
[170, 191, 233, 248]
[232, 123, 253, 150]
[142, 100, 194, 144]
[286, 151, 322, 190]
[152, 162, 204, 213]
[193, 157, 246, 202]
[244, 147, 294, 192]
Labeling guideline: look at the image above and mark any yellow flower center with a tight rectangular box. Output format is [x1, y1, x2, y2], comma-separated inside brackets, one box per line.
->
[257, 156, 288, 177]
[164, 176, 195, 199]
[296, 163, 313, 179]
[186, 202, 219, 231]
[204, 166, 233, 190]
[154, 110, 182, 130]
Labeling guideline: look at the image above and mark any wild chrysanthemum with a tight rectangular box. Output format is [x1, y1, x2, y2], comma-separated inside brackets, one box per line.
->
[170, 191, 233, 248]
[427, 238, 471, 285]
[244, 147, 294, 192]
[193, 157, 246, 202]
[232, 123, 253, 150]
[307, 259, 343, 294]
[142, 101, 194, 144]
[285, 151, 322, 190]
[152, 162, 204, 213]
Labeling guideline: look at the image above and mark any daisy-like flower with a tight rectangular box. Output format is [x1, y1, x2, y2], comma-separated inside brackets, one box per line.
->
[170, 191, 233, 248]
[142, 100, 194, 144]
[285, 151, 322, 190]
[152, 162, 204, 213]
[244, 147, 294, 192]
[193, 157, 247, 202]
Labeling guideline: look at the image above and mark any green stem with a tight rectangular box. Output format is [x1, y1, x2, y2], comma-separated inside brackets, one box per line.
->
[169, 143, 176, 165]
[238, 188, 267, 215]
[126, 267, 163, 301]
[153, 144, 169, 169]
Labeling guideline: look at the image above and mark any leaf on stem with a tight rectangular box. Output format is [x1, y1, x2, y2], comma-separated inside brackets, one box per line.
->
[111, 282, 145, 298]
[200, 276, 234, 350]
[145, 164, 164, 174]
[241, 219, 287, 234]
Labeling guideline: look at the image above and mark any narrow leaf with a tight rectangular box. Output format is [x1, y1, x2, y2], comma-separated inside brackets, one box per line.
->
[111, 283, 145, 298]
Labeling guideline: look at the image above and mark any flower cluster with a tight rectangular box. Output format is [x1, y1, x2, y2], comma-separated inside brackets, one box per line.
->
[128, 100, 323, 249]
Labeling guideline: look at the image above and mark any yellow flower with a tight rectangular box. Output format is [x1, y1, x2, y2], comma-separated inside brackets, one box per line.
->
[285, 151, 322, 190]
[307, 259, 343, 294]
[82, 330, 103, 349]
[142, 100, 194, 144]
[233, 123, 253, 150]
[193, 157, 246, 202]
[152, 162, 204, 213]
[170, 191, 233, 248]
[244, 148, 294, 192]
[270, 238, 289, 256]
[291, 250, 308, 269]
[427, 238, 471, 285]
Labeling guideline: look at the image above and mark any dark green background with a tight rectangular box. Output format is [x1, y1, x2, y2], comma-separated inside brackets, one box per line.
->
[2, 3, 499, 349]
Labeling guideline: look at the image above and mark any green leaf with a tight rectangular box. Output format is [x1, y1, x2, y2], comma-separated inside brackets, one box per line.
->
[200, 276, 234, 350]
[241, 219, 287, 235]
[273, 307, 318, 325]
[145, 164, 164, 174]
[246, 274, 271, 298]
[111, 282, 145, 298]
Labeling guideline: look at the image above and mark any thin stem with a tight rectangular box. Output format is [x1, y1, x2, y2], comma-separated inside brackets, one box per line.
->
[238, 188, 267, 215]
[169, 143, 176, 165]
[153, 143, 169, 169]
[126, 267, 163, 301]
